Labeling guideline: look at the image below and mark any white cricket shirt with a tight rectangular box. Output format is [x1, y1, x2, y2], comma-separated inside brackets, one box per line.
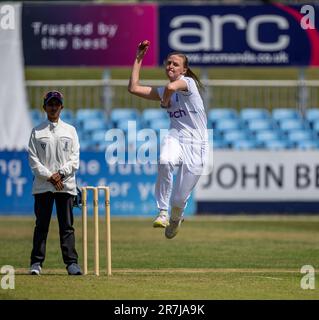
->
[28, 118, 79, 195]
[157, 75, 208, 142]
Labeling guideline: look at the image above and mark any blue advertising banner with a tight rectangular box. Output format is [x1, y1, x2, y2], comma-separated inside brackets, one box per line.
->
[0, 151, 195, 216]
[159, 4, 319, 66]
[21, 3, 319, 67]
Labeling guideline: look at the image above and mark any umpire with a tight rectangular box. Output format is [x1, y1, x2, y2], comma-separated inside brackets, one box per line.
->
[28, 91, 82, 275]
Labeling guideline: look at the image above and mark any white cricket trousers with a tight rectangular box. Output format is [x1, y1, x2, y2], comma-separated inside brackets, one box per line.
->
[155, 135, 208, 215]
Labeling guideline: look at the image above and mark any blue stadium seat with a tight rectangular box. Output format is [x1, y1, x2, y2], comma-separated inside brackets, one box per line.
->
[240, 108, 270, 122]
[247, 119, 273, 134]
[215, 119, 241, 134]
[278, 119, 306, 133]
[76, 108, 106, 128]
[87, 130, 125, 151]
[223, 130, 248, 144]
[296, 140, 319, 150]
[306, 108, 319, 127]
[212, 140, 229, 149]
[30, 109, 46, 126]
[263, 140, 291, 150]
[76, 108, 105, 120]
[60, 110, 74, 124]
[232, 140, 258, 150]
[312, 121, 319, 135]
[272, 108, 300, 122]
[79, 140, 91, 151]
[91, 130, 107, 143]
[255, 130, 280, 144]
[82, 118, 107, 134]
[110, 108, 139, 127]
[208, 108, 238, 127]
[142, 108, 168, 127]
[287, 130, 313, 145]
[77, 130, 86, 141]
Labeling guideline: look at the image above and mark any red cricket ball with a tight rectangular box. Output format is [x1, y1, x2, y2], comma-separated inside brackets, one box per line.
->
[139, 40, 150, 49]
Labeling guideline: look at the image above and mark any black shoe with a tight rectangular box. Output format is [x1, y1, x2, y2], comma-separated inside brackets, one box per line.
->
[67, 263, 82, 275]
[30, 262, 41, 275]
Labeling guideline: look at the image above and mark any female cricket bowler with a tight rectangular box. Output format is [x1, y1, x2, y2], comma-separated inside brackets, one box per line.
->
[128, 41, 208, 239]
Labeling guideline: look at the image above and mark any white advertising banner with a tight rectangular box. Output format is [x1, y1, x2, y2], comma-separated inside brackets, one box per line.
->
[196, 150, 319, 201]
[0, 3, 32, 150]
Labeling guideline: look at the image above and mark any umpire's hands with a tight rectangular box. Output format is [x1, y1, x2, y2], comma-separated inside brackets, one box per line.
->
[47, 172, 64, 191]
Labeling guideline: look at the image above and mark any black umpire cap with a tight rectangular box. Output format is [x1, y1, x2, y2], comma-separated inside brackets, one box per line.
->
[43, 91, 64, 106]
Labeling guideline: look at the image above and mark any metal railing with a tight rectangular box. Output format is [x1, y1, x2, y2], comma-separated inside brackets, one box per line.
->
[26, 79, 319, 113]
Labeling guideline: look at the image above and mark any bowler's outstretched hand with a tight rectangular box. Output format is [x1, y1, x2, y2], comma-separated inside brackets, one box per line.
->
[136, 40, 150, 61]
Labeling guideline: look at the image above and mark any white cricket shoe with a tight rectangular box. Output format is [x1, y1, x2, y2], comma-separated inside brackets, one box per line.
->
[153, 210, 169, 228]
[30, 262, 41, 275]
[165, 218, 183, 239]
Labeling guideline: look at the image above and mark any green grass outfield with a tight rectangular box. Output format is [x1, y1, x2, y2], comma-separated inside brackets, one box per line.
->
[0, 215, 319, 300]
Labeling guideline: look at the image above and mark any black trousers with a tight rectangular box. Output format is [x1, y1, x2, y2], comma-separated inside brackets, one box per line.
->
[30, 192, 78, 266]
